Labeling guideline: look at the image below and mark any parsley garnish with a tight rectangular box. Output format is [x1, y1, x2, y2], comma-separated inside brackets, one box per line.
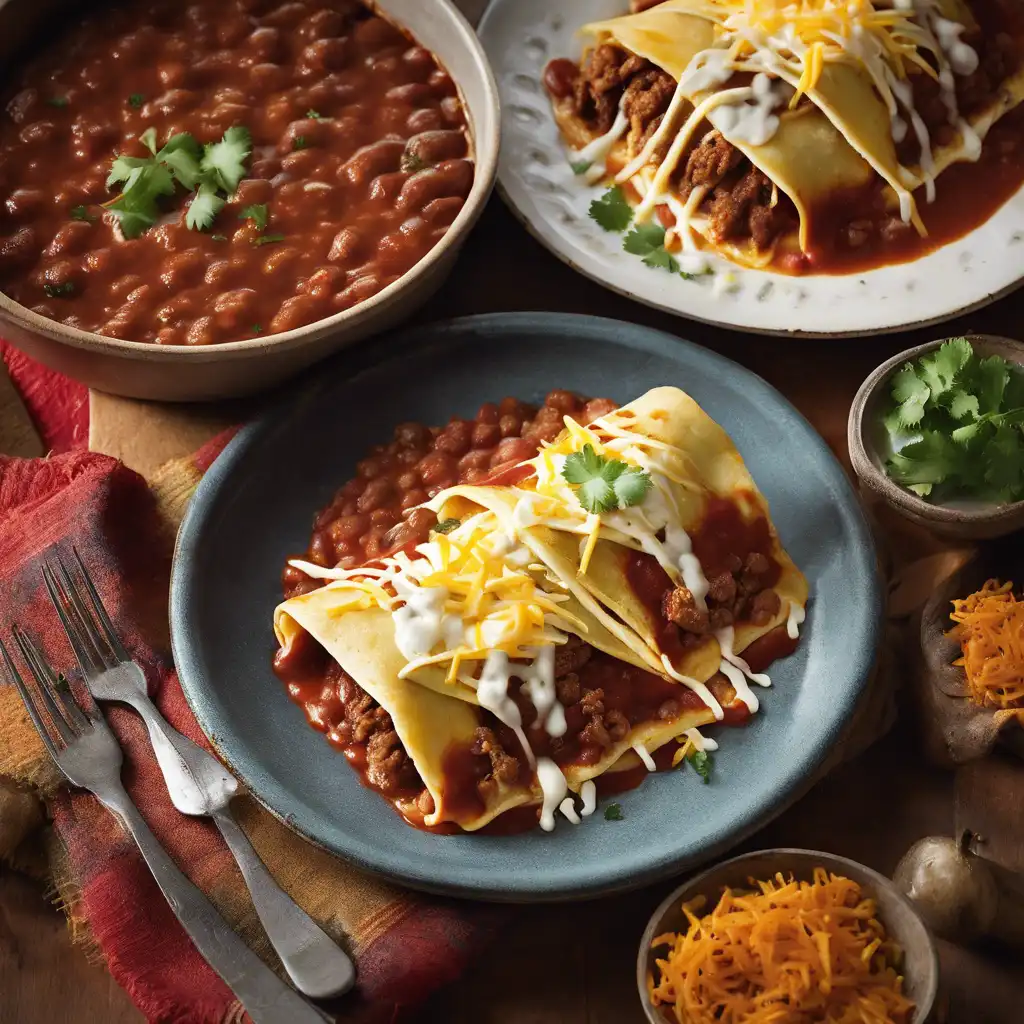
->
[128, 93, 145, 108]
[106, 125, 251, 238]
[688, 749, 712, 784]
[306, 109, 324, 120]
[70, 205, 96, 223]
[434, 517, 461, 535]
[293, 135, 309, 151]
[252, 323, 262, 334]
[43, 282, 75, 298]
[239, 204, 269, 232]
[210, 233, 228, 242]
[881, 338, 1024, 503]
[589, 186, 633, 232]
[604, 803, 624, 821]
[561, 444, 652, 515]
[252, 233, 286, 246]
[624, 222, 679, 273]
[400, 151, 427, 173]
[47, 96, 69, 108]
[570, 159, 592, 175]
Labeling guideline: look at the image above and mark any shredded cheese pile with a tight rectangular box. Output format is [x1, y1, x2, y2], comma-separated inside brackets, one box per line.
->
[290, 511, 582, 682]
[948, 579, 1024, 710]
[530, 413, 687, 574]
[648, 868, 915, 1024]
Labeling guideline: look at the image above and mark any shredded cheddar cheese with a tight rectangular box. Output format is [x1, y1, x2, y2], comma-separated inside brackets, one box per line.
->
[648, 869, 915, 1024]
[948, 579, 1024, 710]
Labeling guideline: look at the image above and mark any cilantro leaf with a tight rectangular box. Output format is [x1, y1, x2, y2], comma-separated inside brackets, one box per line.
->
[128, 93, 145, 108]
[623, 222, 666, 256]
[106, 154, 150, 189]
[252, 233, 286, 246]
[210, 233, 228, 242]
[642, 247, 680, 273]
[293, 135, 309, 151]
[434, 517, 461, 535]
[613, 467, 652, 507]
[306, 109, 324, 119]
[239, 204, 269, 231]
[200, 125, 251, 194]
[70, 205, 96, 223]
[604, 803, 624, 821]
[887, 430, 957, 489]
[47, 96, 69, 108]
[43, 282, 75, 298]
[589, 186, 633, 232]
[985, 424, 1024, 501]
[689, 749, 712, 784]
[881, 339, 1024, 506]
[185, 184, 225, 231]
[570, 158, 592, 175]
[890, 364, 930, 428]
[139, 127, 159, 155]
[107, 162, 175, 238]
[562, 444, 652, 515]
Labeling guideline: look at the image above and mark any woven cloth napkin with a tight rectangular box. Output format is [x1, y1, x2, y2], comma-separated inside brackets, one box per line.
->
[0, 346, 902, 1024]
[0, 438, 499, 1024]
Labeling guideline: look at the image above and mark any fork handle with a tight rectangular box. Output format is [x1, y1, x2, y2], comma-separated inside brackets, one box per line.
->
[212, 807, 356, 999]
[98, 786, 329, 1024]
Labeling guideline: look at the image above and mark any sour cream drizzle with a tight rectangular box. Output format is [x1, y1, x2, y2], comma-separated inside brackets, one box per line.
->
[537, 757, 568, 832]
[580, 780, 597, 816]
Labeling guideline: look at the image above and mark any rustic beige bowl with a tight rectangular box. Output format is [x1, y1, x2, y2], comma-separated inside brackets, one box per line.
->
[848, 334, 1024, 540]
[638, 848, 939, 1024]
[0, 0, 499, 401]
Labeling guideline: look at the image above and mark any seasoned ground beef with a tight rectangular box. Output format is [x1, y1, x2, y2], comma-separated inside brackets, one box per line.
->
[682, 132, 745, 192]
[554, 633, 593, 678]
[472, 727, 522, 785]
[572, 44, 651, 133]
[707, 165, 794, 249]
[662, 551, 782, 641]
[623, 67, 677, 149]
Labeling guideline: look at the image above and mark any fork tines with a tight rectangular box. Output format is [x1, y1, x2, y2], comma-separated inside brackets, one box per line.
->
[42, 547, 128, 677]
[1, 625, 89, 755]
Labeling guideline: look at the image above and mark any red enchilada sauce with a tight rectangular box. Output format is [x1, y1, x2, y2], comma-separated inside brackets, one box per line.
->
[274, 392, 799, 832]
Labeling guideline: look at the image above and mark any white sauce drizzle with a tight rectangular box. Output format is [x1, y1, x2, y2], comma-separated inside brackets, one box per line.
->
[580, 780, 597, 817]
[391, 575, 447, 661]
[519, 645, 567, 738]
[786, 602, 806, 640]
[537, 757, 568, 832]
[573, 94, 630, 182]
[710, 73, 785, 147]
[683, 727, 719, 753]
[476, 650, 536, 767]
[558, 796, 581, 824]
[633, 742, 657, 772]
[715, 625, 772, 714]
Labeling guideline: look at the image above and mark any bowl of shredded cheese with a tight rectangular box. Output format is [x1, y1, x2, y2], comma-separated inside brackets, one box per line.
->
[638, 849, 938, 1024]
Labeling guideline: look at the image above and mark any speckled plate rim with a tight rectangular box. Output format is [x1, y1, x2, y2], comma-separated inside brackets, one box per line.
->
[477, 0, 1024, 338]
[170, 312, 882, 901]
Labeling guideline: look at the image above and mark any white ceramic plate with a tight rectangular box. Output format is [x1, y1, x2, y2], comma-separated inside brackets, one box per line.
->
[477, 0, 1024, 337]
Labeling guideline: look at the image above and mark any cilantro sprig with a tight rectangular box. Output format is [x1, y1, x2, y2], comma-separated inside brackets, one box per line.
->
[604, 803, 624, 821]
[106, 125, 251, 239]
[881, 338, 1024, 503]
[589, 185, 633, 232]
[688, 749, 712, 784]
[433, 517, 461, 535]
[624, 222, 678, 273]
[561, 444, 652, 515]
[239, 204, 269, 232]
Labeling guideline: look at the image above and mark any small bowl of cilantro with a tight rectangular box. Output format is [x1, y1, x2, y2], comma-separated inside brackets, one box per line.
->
[849, 335, 1024, 539]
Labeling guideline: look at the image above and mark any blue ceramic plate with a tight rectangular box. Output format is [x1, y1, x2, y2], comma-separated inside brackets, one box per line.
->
[171, 313, 881, 901]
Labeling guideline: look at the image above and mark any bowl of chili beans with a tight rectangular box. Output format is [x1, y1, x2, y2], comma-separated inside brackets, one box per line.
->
[0, 0, 498, 400]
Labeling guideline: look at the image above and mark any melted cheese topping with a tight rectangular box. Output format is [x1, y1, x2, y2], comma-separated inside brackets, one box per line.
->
[595, 0, 982, 239]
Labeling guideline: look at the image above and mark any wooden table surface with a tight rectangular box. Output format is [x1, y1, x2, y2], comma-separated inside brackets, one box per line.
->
[3, 196, 1024, 1023]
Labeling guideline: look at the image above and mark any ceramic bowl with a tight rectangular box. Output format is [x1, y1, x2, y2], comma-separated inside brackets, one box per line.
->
[848, 334, 1024, 539]
[0, 0, 499, 402]
[637, 848, 939, 1024]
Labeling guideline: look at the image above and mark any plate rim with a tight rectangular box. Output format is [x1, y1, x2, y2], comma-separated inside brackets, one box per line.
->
[477, 0, 1024, 339]
[170, 311, 883, 901]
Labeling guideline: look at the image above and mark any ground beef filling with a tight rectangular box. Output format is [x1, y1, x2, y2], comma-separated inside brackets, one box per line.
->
[329, 633, 641, 812]
[662, 552, 782, 644]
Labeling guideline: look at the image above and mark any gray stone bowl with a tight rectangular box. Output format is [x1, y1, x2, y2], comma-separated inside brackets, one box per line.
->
[848, 334, 1024, 540]
[637, 848, 939, 1024]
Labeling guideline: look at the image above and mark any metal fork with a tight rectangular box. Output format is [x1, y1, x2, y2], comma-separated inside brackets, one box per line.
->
[0, 627, 328, 1024]
[41, 549, 355, 1001]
